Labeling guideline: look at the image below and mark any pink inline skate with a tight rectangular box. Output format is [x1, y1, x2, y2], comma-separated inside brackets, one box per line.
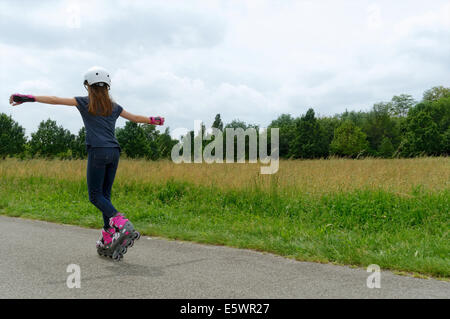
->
[96, 227, 127, 261]
[108, 212, 141, 256]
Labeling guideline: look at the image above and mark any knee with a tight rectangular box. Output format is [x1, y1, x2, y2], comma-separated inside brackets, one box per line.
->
[89, 191, 102, 205]
[103, 191, 111, 201]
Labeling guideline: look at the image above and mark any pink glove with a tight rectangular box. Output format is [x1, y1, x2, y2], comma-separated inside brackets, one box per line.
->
[149, 116, 164, 125]
[10, 93, 36, 106]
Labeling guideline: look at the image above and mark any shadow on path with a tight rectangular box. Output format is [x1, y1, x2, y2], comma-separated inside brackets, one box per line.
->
[45, 258, 208, 285]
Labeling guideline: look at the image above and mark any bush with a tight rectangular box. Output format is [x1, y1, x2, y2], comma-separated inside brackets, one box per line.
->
[330, 121, 369, 157]
[0, 113, 26, 159]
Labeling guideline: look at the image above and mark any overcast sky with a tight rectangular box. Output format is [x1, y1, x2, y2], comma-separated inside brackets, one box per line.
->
[1, 0, 449, 137]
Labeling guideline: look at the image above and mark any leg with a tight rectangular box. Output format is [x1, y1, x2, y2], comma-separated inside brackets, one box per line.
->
[102, 148, 141, 258]
[87, 148, 119, 229]
[102, 148, 120, 202]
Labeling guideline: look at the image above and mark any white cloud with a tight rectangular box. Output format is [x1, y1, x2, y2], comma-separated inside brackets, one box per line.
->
[16, 80, 54, 92]
[1, 0, 449, 138]
[395, 3, 450, 36]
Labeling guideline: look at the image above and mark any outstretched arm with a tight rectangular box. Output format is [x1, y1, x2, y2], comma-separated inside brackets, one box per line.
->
[9, 93, 76, 106]
[120, 109, 165, 125]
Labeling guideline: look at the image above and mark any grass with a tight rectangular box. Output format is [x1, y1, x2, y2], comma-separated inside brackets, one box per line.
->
[0, 157, 449, 279]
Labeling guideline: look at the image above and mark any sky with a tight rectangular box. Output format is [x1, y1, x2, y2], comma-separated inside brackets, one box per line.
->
[1, 0, 449, 137]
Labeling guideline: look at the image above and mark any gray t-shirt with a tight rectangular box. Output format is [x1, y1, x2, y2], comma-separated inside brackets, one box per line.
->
[75, 96, 123, 149]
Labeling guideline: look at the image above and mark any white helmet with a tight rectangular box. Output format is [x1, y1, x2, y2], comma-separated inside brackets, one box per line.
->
[83, 66, 111, 88]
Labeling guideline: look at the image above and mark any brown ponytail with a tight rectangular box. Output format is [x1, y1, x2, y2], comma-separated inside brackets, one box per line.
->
[87, 84, 113, 116]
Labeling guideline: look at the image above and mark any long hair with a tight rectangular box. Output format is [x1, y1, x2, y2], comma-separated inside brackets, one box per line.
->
[86, 84, 113, 116]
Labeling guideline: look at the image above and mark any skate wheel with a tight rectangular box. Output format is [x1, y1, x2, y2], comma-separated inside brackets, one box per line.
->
[133, 232, 140, 240]
[121, 246, 127, 254]
[112, 253, 121, 261]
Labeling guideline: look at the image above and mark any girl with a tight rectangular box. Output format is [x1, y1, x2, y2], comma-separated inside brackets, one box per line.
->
[9, 66, 165, 261]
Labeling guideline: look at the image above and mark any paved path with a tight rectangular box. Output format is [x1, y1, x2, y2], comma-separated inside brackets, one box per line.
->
[0, 216, 448, 298]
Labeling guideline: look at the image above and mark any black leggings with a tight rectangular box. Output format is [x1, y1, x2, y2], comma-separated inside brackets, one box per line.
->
[87, 147, 120, 229]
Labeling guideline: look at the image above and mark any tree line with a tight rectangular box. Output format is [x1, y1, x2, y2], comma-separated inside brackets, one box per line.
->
[0, 86, 448, 160]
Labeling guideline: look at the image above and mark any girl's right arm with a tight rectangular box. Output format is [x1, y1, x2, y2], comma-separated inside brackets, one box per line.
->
[120, 109, 164, 125]
[10, 93, 76, 106]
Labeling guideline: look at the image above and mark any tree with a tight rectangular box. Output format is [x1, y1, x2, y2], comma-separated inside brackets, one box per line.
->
[390, 94, 416, 117]
[339, 109, 368, 127]
[4, 84, 450, 160]
[423, 86, 450, 102]
[330, 121, 369, 157]
[269, 114, 296, 158]
[116, 122, 150, 158]
[156, 127, 178, 159]
[289, 108, 328, 158]
[196, 122, 209, 162]
[225, 119, 249, 130]
[317, 116, 341, 156]
[71, 127, 87, 159]
[362, 103, 401, 155]
[212, 114, 224, 131]
[0, 113, 26, 159]
[224, 119, 258, 161]
[443, 128, 450, 155]
[30, 119, 74, 158]
[398, 102, 443, 157]
[426, 97, 450, 137]
[206, 115, 224, 158]
[142, 124, 161, 160]
[379, 137, 394, 158]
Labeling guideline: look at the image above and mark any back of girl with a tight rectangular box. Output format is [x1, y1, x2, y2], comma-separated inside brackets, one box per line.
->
[10, 66, 165, 261]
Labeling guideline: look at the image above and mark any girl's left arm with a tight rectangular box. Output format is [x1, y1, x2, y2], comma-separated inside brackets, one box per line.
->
[35, 96, 77, 106]
[10, 93, 77, 106]
[120, 109, 164, 125]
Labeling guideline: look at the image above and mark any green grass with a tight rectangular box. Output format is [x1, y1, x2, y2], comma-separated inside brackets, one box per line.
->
[0, 175, 448, 279]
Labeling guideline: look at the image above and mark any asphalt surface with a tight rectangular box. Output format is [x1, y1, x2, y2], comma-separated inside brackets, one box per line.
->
[0, 215, 448, 298]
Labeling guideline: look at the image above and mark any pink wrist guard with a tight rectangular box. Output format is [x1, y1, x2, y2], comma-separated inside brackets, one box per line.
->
[13, 93, 36, 104]
[149, 116, 164, 125]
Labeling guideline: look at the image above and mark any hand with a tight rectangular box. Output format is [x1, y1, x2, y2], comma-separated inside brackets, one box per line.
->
[149, 116, 165, 125]
[10, 93, 36, 106]
[9, 94, 21, 106]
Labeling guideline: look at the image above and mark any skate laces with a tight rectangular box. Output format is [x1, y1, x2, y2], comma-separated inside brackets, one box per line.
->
[101, 228, 115, 245]
[109, 212, 129, 230]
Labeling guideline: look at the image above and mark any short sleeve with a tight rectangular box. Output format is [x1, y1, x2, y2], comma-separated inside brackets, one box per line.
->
[114, 103, 123, 119]
[74, 96, 89, 114]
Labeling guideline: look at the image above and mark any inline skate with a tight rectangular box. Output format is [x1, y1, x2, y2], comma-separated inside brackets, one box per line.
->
[96, 227, 127, 261]
[109, 212, 141, 253]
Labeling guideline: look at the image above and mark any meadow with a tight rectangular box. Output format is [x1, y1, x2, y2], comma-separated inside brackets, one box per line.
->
[0, 157, 448, 278]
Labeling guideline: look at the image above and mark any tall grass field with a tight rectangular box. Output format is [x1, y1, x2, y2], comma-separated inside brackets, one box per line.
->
[0, 157, 448, 278]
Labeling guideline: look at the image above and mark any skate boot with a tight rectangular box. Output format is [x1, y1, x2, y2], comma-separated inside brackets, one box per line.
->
[109, 212, 141, 252]
[96, 227, 127, 261]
